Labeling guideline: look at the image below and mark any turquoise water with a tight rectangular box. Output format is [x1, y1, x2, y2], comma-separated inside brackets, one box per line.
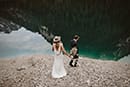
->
[0, 27, 129, 61]
[0, 27, 114, 59]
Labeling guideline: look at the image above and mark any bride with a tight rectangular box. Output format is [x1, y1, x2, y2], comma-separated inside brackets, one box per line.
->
[52, 36, 70, 78]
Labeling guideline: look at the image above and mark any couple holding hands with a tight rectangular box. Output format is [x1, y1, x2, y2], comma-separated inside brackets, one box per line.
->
[52, 35, 80, 78]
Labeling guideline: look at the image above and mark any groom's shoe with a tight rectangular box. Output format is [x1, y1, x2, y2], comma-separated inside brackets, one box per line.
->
[73, 63, 77, 67]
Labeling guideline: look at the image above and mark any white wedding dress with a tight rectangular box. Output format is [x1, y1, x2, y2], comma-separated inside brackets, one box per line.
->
[52, 45, 67, 78]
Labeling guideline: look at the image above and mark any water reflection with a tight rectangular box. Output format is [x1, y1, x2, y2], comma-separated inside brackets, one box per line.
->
[0, 27, 53, 58]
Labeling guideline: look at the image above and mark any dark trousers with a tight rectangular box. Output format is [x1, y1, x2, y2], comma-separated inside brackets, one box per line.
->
[69, 54, 79, 67]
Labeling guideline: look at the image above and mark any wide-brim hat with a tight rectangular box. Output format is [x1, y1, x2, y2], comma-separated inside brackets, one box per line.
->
[53, 36, 61, 43]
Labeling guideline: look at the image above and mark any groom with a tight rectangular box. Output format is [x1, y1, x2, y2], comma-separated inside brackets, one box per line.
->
[69, 35, 80, 67]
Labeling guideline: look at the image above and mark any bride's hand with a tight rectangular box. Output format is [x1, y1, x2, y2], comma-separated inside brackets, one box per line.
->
[67, 54, 72, 58]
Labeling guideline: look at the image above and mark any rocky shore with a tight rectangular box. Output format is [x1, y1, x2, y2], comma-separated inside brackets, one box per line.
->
[0, 55, 130, 87]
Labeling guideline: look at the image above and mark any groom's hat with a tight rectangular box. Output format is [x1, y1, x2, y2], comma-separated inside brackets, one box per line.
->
[74, 35, 80, 39]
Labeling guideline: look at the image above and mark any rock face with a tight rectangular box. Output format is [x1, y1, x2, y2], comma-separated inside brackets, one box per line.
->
[0, 17, 20, 33]
[0, 55, 130, 87]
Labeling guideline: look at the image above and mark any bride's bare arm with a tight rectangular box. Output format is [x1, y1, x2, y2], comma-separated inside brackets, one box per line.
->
[52, 43, 55, 51]
[61, 43, 70, 57]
